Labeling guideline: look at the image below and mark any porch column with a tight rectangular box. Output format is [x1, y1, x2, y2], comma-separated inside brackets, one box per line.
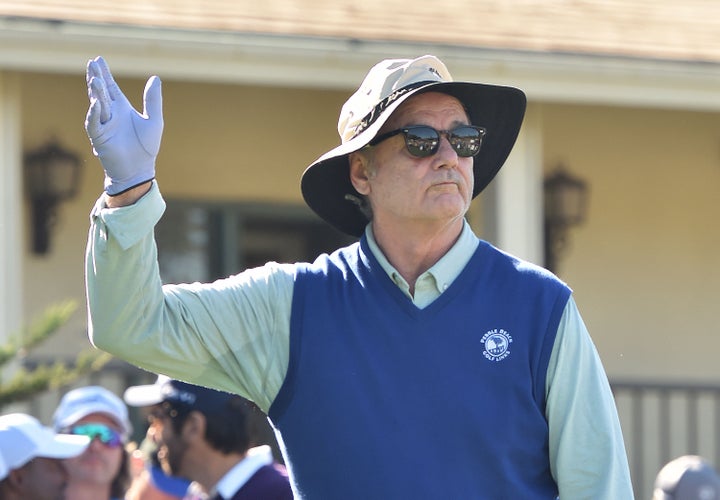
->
[479, 103, 544, 265]
[0, 71, 23, 345]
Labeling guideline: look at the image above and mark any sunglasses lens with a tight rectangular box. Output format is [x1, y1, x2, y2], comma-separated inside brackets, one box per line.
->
[449, 126, 483, 157]
[69, 424, 122, 448]
[403, 127, 440, 157]
[401, 126, 484, 158]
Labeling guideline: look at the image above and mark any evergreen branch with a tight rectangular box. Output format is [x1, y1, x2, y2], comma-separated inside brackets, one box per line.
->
[0, 349, 113, 409]
[0, 300, 117, 410]
[0, 300, 78, 367]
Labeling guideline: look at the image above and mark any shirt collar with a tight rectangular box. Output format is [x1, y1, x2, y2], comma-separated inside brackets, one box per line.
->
[364, 220, 480, 296]
[213, 445, 274, 499]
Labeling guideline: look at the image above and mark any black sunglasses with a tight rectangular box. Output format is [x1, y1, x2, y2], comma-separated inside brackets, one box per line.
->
[368, 125, 486, 158]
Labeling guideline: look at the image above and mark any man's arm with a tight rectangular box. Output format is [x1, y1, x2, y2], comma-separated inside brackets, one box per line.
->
[85, 183, 294, 412]
[546, 297, 635, 499]
[82, 58, 293, 412]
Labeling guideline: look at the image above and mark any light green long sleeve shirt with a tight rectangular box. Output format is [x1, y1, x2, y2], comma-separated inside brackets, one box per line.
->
[86, 182, 634, 499]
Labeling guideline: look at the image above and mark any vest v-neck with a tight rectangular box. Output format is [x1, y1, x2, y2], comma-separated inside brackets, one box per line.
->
[357, 237, 491, 318]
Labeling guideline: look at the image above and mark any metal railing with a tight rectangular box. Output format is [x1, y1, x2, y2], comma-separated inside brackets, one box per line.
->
[612, 380, 720, 499]
[17, 360, 720, 500]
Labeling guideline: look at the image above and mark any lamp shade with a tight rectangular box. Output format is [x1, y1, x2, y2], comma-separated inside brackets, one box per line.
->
[24, 141, 82, 201]
[543, 167, 588, 227]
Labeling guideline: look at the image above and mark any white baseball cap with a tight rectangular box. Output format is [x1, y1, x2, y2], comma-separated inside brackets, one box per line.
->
[654, 455, 720, 500]
[53, 385, 132, 438]
[0, 413, 90, 480]
[123, 375, 171, 407]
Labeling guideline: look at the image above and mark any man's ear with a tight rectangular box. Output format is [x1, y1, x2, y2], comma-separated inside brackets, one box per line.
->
[6, 465, 27, 488]
[349, 151, 372, 195]
[182, 411, 206, 443]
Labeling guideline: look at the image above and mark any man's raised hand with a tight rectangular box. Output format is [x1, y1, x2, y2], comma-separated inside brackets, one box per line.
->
[85, 56, 164, 196]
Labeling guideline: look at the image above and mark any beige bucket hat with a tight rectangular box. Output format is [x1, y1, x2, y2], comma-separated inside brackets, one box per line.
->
[300, 55, 526, 237]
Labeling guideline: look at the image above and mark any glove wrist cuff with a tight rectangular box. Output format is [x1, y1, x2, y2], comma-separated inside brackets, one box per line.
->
[105, 177, 155, 196]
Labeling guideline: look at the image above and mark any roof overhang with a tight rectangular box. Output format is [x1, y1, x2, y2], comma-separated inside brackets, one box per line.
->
[1, 16, 719, 111]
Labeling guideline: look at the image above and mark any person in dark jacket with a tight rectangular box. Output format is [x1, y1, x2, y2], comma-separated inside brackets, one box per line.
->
[124, 376, 292, 500]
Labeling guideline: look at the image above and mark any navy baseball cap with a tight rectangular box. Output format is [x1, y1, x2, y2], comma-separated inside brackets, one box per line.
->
[124, 375, 235, 415]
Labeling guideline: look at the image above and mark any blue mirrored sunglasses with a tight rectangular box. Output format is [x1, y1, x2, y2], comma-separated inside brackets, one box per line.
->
[65, 423, 123, 448]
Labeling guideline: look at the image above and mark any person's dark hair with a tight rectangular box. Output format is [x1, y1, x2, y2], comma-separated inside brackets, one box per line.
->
[110, 446, 132, 498]
[345, 148, 376, 222]
[203, 396, 250, 454]
[164, 401, 192, 436]
[165, 396, 251, 455]
[344, 193, 373, 221]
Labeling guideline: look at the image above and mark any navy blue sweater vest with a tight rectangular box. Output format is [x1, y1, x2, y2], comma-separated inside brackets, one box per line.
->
[269, 237, 571, 499]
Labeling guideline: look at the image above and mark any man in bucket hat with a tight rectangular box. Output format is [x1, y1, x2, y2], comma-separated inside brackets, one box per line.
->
[82, 54, 632, 498]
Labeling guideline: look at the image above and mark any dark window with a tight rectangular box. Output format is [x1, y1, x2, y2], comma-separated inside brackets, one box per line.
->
[156, 200, 356, 283]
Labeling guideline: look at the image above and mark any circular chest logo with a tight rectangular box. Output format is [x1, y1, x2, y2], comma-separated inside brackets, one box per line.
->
[481, 329, 513, 362]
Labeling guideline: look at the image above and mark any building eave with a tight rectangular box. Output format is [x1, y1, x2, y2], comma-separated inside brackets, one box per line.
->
[1, 17, 719, 111]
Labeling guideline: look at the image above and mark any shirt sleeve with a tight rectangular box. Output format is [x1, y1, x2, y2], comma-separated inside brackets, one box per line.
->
[545, 296, 635, 499]
[85, 182, 294, 412]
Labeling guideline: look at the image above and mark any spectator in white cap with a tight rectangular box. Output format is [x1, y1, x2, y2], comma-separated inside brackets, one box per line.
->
[0, 412, 89, 500]
[53, 385, 133, 500]
[654, 455, 720, 500]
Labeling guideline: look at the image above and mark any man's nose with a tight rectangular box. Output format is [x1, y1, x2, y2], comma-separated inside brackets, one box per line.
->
[433, 133, 459, 168]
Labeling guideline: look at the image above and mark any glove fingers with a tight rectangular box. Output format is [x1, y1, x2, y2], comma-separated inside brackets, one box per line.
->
[95, 56, 125, 104]
[85, 98, 102, 138]
[89, 76, 112, 124]
[137, 76, 164, 155]
[86, 58, 100, 86]
[142, 76, 163, 120]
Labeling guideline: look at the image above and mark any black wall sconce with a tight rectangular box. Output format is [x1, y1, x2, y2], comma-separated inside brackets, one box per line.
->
[543, 165, 589, 274]
[24, 140, 82, 255]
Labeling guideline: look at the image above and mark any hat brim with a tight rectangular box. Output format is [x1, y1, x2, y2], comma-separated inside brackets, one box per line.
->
[55, 404, 132, 437]
[123, 384, 164, 407]
[37, 433, 91, 459]
[301, 81, 527, 237]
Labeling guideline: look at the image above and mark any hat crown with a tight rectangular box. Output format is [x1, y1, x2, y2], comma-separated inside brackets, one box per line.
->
[125, 377, 236, 414]
[338, 55, 453, 143]
[654, 455, 720, 500]
[0, 414, 45, 475]
[0, 413, 89, 480]
[53, 385, 131, 437]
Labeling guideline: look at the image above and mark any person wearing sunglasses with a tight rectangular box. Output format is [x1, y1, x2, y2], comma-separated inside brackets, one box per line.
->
[53, 386, 133, 500]
[82, 54, 632, 498]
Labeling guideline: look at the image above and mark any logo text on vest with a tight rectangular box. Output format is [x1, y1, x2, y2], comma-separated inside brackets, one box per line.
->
[481, 329, 513, 362]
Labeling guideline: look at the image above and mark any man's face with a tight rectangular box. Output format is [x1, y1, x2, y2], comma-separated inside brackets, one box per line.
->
[148, 404, 191, 480]
[351, 91, 475, 232]
[13, 457, 69, 500]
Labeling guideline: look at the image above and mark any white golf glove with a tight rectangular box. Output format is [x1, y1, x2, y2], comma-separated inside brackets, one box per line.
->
[84, 56, 164, 195]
